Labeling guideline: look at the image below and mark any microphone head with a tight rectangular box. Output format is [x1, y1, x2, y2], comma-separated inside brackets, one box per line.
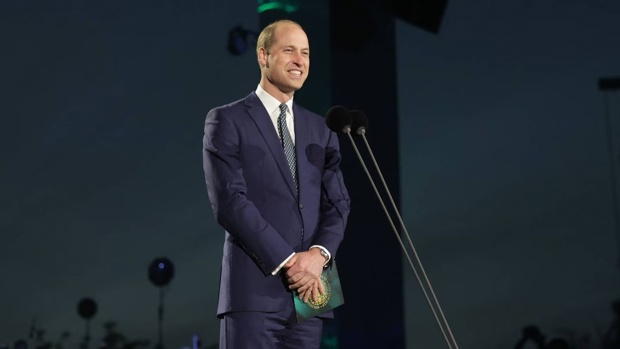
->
[350, 110, 369, 136]
[325, 105, 353, 133]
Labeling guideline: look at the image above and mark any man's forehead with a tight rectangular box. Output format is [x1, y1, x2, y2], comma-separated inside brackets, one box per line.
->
[273, 30, 308, 48]
[274, 24, 305, 38]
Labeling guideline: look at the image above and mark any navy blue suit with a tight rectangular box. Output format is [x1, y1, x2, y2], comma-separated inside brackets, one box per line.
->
[202, 92, 350, 346]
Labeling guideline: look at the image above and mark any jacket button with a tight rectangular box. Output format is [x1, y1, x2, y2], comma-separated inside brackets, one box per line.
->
[299, 204, 304, 209]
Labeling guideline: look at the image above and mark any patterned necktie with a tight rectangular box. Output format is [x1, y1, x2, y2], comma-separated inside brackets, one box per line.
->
[278, 103, 298, 190]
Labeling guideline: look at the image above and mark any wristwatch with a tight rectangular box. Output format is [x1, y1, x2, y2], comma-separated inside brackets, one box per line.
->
[318, 248, 329, 262]
[314, 247, 329, 264]
[310, 246, 330, 266]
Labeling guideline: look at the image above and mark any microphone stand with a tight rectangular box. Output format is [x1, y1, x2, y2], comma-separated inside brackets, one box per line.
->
[343, 126, 459, 349]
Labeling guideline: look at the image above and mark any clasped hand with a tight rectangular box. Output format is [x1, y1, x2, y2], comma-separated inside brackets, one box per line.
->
[284, 250, 326, 303]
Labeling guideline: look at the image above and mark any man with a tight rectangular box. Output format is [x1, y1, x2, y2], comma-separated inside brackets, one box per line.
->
[202, 19, 350, 349]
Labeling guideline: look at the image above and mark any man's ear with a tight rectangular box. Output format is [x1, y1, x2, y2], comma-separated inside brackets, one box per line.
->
[258, 47, 268, 67]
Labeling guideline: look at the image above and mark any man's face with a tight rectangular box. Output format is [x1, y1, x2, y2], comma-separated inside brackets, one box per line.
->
[259, 23, 310, 96]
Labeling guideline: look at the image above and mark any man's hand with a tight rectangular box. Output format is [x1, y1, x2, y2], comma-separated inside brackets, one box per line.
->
[297, 279, 323, 303]
[285, 249, 326, 302]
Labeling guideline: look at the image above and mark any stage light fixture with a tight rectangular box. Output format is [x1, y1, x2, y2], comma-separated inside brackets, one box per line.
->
[227, 26, 259, 56]
[77, 297, 97, 319]
[148, 257, 175, 349]
[77, 297, 97, 349]
[148, 257, 174, 287]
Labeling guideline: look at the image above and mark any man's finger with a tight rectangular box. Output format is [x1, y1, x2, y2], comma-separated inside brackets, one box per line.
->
[317, 278, 325, 295]
[300, 286, 312, 301]
[303, 287, 312, 303]
[311, 283, 319, 302]
[289, 275, 312, 290]
[296, 281, 312, 295]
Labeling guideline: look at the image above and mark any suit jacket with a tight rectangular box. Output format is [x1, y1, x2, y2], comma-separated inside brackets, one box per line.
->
[203, 92, 350, 317]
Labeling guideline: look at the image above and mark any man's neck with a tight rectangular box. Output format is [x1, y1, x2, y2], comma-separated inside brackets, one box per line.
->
[259, 81, 294, 104]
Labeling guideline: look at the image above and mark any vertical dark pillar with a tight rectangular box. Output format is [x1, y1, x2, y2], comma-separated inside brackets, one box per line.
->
[331, 0, 405, 348]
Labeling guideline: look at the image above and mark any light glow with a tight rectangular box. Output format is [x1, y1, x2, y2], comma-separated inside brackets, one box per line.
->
[257, 0, 299, 13]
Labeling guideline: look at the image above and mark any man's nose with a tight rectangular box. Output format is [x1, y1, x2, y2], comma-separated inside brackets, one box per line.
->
[291, 52, 304, 64]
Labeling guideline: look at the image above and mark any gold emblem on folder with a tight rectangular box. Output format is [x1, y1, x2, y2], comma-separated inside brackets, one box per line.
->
[307, 274, 331, 309]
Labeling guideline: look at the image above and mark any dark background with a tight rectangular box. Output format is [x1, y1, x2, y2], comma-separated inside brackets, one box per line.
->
[1, 0, 619, 348]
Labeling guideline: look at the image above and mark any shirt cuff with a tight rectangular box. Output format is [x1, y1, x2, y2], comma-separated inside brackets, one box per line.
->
[271, 252, 296, 275]
[310, 245, 331, 266]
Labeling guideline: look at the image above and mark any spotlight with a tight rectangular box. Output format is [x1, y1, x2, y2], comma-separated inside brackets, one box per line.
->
[227, 26, 258, 56]
[148, 257, 175, 349]
[148, 257, 174, 287]
[77, 297, 97, 349]
[77, 298, 97, 320]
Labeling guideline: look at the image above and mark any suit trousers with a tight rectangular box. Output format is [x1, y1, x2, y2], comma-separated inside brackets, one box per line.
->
[219, 299, 323, 349]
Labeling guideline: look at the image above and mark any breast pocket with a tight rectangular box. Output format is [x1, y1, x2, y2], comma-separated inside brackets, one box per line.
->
[305, 143, 325, 169]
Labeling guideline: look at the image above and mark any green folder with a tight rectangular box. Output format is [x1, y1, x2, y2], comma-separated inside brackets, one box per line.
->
[293, 261, 344, 323]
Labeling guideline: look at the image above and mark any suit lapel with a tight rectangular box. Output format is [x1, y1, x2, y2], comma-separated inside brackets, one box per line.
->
[245, 93, 298, 198]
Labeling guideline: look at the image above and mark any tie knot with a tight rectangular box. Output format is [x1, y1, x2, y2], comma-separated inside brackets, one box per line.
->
[279, 104, 287, 114]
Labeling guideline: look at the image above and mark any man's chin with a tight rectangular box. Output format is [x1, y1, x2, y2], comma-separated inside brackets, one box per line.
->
[275, 82, 305, 95]
[288, 82, 305, 91]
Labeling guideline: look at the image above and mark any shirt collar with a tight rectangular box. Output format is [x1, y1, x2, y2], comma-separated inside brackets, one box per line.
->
[255, 85, 294, 116]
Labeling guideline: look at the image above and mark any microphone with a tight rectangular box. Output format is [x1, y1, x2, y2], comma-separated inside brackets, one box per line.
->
[337, 108, 460, 349]
[349, 110, 368, 136]
[325, 105, 353, 134]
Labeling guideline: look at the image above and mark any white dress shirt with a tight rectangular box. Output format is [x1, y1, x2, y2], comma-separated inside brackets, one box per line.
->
[254, 85, 332, 275]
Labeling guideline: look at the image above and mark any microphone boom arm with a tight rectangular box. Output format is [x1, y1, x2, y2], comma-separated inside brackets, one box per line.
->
[349, 129, 460, 349]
